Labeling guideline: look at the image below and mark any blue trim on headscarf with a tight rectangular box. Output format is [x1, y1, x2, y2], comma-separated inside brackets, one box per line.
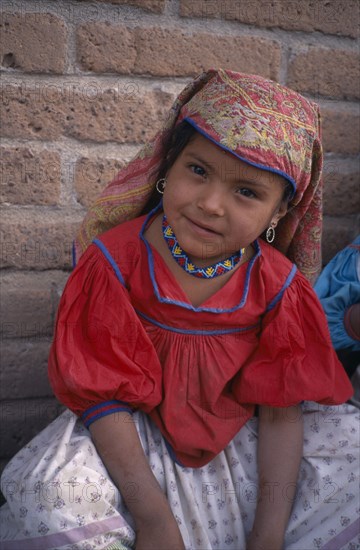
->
[183, 117, 296, 199]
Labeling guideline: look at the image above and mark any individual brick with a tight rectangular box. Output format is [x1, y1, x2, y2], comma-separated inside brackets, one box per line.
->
[0, 147, 61, 205]
[0, 271, 68, 339]
[134, 29, 281, 79]
[68, 86, 175, 143]
[1, 81, 69, 141]
[1, 81, 174, 143]
[287, 47, 360, 100]
[321, 103, 360, 155]
[322, 215, 359, 264]
[0, 13, 67, 73]
[77, 24, 281, 80]
[75, 157, 125, 207]
[0, 340, 53, 400]
[179, 0, 359, 39]
[0, 208, 84, 270]
[323, 158, 360, 216]
[77, 24, 136, 73]
[0, 398, 65, 459]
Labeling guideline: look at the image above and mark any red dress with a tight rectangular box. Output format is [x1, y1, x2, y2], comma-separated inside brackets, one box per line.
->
[49, 212, 353, 468]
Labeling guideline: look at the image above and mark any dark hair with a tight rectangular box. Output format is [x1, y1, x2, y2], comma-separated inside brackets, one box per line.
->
[141, 121, 197, 214]
[283, 181, 294, 203]
[141, 120, 294, 215]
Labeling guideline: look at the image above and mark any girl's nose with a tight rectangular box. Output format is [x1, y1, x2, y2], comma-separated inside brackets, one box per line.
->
[196, 184, 225, 216]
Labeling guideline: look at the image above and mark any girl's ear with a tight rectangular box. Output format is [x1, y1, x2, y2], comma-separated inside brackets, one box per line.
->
[272, 199, 288, 226]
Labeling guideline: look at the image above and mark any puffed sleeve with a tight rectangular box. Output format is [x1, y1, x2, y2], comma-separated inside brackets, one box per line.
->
[232, 271, 354, 407]
[48, 243, 163, 427]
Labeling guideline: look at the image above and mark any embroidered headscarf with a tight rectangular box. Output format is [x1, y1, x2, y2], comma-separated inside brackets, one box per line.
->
[75, 69, 323, 282]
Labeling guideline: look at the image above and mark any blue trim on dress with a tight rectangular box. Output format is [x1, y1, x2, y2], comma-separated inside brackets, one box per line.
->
[184, 117, 296, 199]
[136, 309, 260, 335]
[81, 400, 131, 420]
[265, 264, 298, 312]
[140, 210, 261, 314]
[163, 438, 185, 467]
[83, 406, 133, 428]
[93, 239, 126, 287]
[72, 241, 77, 269]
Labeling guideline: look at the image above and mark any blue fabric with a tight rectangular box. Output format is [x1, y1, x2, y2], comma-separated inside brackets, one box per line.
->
[93, 239, 126, 287]
[81, 400, 133, 429]
[184, 117, 297, 198]
[139, 206, 262, 313]
[314, 236, 360, 351]
[265, 264, 297, 312]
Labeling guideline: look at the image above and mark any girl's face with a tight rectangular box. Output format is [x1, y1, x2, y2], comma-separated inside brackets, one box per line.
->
[162, 133, 288, 266]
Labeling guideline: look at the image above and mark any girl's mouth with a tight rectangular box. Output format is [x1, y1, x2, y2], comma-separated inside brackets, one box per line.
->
[185, 216, 221, 237]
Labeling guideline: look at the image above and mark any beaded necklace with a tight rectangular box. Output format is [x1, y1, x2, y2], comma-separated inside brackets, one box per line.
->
[162, 215, 245, 279]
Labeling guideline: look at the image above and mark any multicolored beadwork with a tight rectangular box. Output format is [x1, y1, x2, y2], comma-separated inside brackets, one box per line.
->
[162, 215, 244, 279]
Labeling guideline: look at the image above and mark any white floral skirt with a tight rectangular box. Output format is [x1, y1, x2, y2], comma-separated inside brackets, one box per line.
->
[0, 402, 359, 550]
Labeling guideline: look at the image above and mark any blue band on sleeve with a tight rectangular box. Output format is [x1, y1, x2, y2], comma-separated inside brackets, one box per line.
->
[81, 400, 133, 428]
[83, 406, 133, 429]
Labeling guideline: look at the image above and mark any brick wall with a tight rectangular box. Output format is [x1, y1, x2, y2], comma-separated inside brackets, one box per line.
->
[1, 0, 359, 472]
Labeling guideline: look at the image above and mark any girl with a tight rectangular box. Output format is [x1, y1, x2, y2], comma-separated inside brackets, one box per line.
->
[0, 69, 358, 550]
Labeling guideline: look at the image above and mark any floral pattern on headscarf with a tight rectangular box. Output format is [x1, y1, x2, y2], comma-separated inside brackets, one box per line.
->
[75, 69, 323, 282]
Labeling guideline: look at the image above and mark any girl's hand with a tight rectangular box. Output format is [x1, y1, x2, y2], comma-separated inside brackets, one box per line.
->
[89, 414, 185, 550]
[135, 516, 185, 550]
[248, 404, 303, 550]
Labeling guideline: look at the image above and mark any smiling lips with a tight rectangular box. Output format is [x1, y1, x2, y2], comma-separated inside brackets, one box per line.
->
[185, 216, 222, 237]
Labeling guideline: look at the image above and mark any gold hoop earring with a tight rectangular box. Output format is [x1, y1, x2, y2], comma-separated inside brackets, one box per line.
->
[156, 178, 167, 194]
[266, 225, 276, 243]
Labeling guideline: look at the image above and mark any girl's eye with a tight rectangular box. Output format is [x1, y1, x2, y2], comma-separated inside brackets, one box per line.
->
[237, 187, 257, 199]
[190, 164, 207, 177]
